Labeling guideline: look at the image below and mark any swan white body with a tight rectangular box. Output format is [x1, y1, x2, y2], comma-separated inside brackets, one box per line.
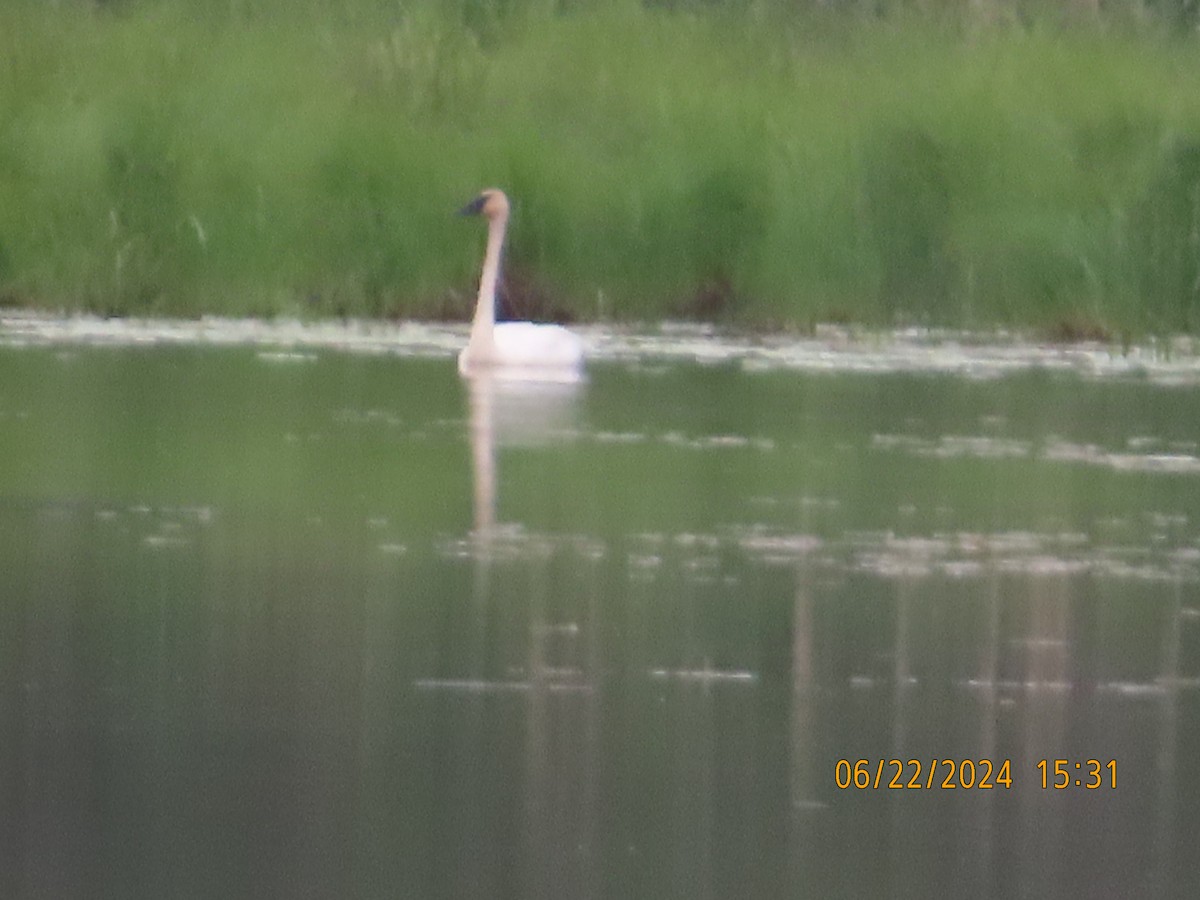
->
[457, 189, 584, 380]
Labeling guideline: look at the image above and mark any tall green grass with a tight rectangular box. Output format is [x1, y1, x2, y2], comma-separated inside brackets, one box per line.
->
[3, 0, 1200, 334]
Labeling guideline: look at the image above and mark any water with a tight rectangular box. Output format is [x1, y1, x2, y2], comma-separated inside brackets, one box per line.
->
[1, 315, 1198, 899]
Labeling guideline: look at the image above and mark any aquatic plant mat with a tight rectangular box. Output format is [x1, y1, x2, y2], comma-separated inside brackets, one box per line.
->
[5, 312, 1200, 385]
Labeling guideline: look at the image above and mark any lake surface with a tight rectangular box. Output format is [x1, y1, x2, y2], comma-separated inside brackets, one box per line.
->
[1, 315, 1198, 899]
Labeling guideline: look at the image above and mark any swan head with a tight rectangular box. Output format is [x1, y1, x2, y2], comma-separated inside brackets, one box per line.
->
[458, 188, 509, 222]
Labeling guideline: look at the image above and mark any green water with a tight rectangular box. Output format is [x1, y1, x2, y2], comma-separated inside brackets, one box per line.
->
[0, 330, 1197, 898]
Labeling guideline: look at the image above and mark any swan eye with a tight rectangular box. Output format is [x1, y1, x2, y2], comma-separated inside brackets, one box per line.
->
[457, 195, 488, 216]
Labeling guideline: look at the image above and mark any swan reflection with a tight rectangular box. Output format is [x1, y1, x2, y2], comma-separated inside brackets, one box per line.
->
[466, 371, 584, 533]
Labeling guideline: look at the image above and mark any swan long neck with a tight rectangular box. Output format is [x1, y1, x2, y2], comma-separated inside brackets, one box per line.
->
[469, 210, 507, 352]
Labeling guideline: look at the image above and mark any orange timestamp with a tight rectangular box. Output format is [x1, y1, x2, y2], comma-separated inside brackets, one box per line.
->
[835, 758, 1119, 790]
[1036, 759, 1117, 789]
[835, 758, 1013, 790]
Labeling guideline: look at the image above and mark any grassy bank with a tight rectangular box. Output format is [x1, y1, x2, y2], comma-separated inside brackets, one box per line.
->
[3, 0, 1200, 335]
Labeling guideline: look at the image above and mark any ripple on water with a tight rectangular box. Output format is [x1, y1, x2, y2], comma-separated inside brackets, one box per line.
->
[725, 523, 1199, 584]
[1045, 440, 1200, 475]
[872, 433, 1032, 459]
[873, 432, 1200, 475]
[88, 504, 216, 551]
[436, 524, 606, 564]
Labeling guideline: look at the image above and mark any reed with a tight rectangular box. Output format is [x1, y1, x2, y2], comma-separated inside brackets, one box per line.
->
[3, 0, 1200, 335]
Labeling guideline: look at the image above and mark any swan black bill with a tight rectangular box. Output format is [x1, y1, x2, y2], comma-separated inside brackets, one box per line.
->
[457, 195, 488, 216]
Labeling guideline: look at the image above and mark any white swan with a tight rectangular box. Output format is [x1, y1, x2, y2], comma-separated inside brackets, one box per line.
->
[457, 189, 585, 380]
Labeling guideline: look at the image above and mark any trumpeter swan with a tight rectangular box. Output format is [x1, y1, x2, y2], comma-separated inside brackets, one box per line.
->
[457, 189, 585, 380]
